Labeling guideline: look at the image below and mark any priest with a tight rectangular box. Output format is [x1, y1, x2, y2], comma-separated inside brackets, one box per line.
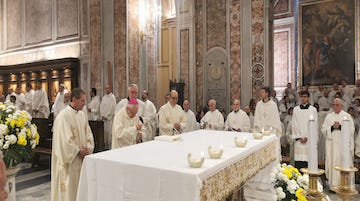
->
[112, 98, 146, 149]
[100, 84, 116, 149]
[115, 84, 144, 116]
[183, 99, 197, 133]
[51, 84, 68, 114]
[225, 99, 250, 132]
[321, 98, 355, 191]
[254, 86, 282, 136]
[51, 88, 94, 201]
[200, 99, 224, 130]
[158, 90, 187, 135]
[291, 90, 318, 169]
[33, 81, 50, 118]
[53, 92, 70, 118]
[24, 83, 34, 116]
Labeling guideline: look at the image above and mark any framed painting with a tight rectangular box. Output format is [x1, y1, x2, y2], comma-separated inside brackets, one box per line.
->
[299, 0, 356, 86]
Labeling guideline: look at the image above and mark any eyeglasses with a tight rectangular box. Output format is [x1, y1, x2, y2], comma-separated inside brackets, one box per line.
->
[171, 97, 178, 100]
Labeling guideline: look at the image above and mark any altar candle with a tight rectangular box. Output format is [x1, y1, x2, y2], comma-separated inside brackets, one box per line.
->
[341, 117, 351, 169]
[308, 115, 318, 173]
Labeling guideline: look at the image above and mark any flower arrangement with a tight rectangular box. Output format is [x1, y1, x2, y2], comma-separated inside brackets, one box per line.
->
[271, 163, 318, 201]
[0, 102, 40, 168]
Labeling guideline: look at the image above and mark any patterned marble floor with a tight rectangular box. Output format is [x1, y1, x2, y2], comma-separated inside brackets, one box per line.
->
[13, 164, 360, 201]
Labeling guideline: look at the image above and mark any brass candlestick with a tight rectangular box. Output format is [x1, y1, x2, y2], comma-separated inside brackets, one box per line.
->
[300, 168, 326, 201]
[333, 166, 358, 201]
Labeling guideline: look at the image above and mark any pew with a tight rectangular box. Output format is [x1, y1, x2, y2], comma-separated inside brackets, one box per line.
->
[31, 118, 105, 167]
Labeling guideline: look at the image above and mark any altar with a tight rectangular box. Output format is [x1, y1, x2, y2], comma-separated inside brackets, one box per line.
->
[76, 130, 279, 201]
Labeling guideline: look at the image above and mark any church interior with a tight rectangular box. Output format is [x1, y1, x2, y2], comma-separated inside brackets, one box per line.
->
[1, 0, 360, 200]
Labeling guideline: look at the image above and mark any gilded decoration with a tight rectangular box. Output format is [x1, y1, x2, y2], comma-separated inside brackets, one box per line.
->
[200, 141, 277, 201]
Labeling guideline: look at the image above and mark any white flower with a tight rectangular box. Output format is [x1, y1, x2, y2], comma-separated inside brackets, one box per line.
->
[0, 139, 3, 147]
[0, 124, 7, 136]
[3, 142, 9, 149]
[297, 174, 309, 189]
[9, 134, 17, 144]
[287, 179, 299, 194]
[275, 187, 283, 194]
[4, 135, 10, 140]
[278, 192, 286, 200]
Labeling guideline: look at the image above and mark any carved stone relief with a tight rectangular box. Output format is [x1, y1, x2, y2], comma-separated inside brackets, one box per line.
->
[204, 47, 229, 112]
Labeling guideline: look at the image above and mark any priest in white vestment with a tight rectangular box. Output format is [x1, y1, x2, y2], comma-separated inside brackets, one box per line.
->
[291, 90, 318, 169]
[158, 90, 187, 135]
[112, 98, 146, 149]
[115, 84, 144, 116]
[244, 105, 254, 130]
[33, 81, 50, 118]
[225, 99, 250, 132]
[5, 88, 15, 102]
[24, 83, 35, 116]
[254, 87, 282, 136]
[321, 98, 355, 191]
[53, 92, 70, 118]
[200, 99, 224, 130]
[51, 88, 94, 201]
[141, 90, 157, 140]
[183, 99, 197, 133]
[87, 88, 101, 121]
[51, 84, 68, 114]
[15, 87, 25, 110]
[318, 89, 331, 111]
[100, 84, 116, 149]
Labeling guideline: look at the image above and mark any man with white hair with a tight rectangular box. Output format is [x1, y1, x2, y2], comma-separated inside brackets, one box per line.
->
[158, 90, 187, 135]
[200, 99, 224, 130]
[225, 99, 250, 132]
[112, 98, 146, 149]
[115, 84, 144, 116]
[321, 98, 355, 191]
[100, 84, 116, 149]
[182, 99, 197, 132]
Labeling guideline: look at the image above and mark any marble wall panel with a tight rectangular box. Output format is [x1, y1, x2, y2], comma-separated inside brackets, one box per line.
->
[56, 0, 79, 39]
[274, 30, 289, 88]
[195, 0, 204, 111]
[89, 0, 102, 92]
[206, 0, 226, 50]
[81, 0, 89, 36]
[230, 0, 241, 100]
[5, 0, 22, 49]
[114, 0, 127, 99]
[128, 0, 139, 85]
[274, 0, 292, 19]
[180, 29, 189, 100]
[25, 0, 52, 45]
[251, 0, 264, 98]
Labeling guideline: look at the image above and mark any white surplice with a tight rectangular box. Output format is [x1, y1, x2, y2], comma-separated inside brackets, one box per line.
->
[100, 93, 116, 149]
[24, 89, 35, 116]
[291, 104, 318, 162]
[33, 88, 50, 118]
[158, 102, 187, 135]
[321, 110, 355, 190]
[142, 99, 157, 140]
[51, 106, 94, 201]
[88, 95, 101, 121]
[53, 101, 69, 119]
[200, 109, 224, 130]
[112, 107, 147, 149]
[115, 98, 144, 116]
[254, 99, 282, 136]
[52, 90, 68, 114]
[183, 109, 197, 133]
[15, 93, 25, 110]
[224, 109, 250, 132]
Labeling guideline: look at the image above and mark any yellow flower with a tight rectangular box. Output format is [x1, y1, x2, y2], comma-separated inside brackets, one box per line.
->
[295, 188, 306, 201]
[26, 128, 32, 137]
[9, 119, 16, 128]
[17, 135, 27, 146]
[35, 133, 40, 145]
[15, 117, 26, 128]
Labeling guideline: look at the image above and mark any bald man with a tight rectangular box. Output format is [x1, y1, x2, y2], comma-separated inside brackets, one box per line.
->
[200, 99, 224, 130]
[158, 90, 187, 135]
[225, 99, 250, 132]
[100, 84, 116, 149]
[321, 98, 355, 191]
[115, 84, 144, 116]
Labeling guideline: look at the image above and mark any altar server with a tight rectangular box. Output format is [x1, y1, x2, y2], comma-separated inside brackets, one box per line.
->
[200, 99, 224, 130]
[225, 99, 250, 132]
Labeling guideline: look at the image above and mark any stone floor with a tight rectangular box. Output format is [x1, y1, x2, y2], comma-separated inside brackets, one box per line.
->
[13, 163, 360, 201]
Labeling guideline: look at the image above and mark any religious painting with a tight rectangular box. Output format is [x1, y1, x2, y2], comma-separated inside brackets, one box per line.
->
[299, 0, 356, 86]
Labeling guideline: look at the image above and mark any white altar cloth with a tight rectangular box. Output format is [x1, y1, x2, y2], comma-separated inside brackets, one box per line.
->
[77, 130, 279, 201]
